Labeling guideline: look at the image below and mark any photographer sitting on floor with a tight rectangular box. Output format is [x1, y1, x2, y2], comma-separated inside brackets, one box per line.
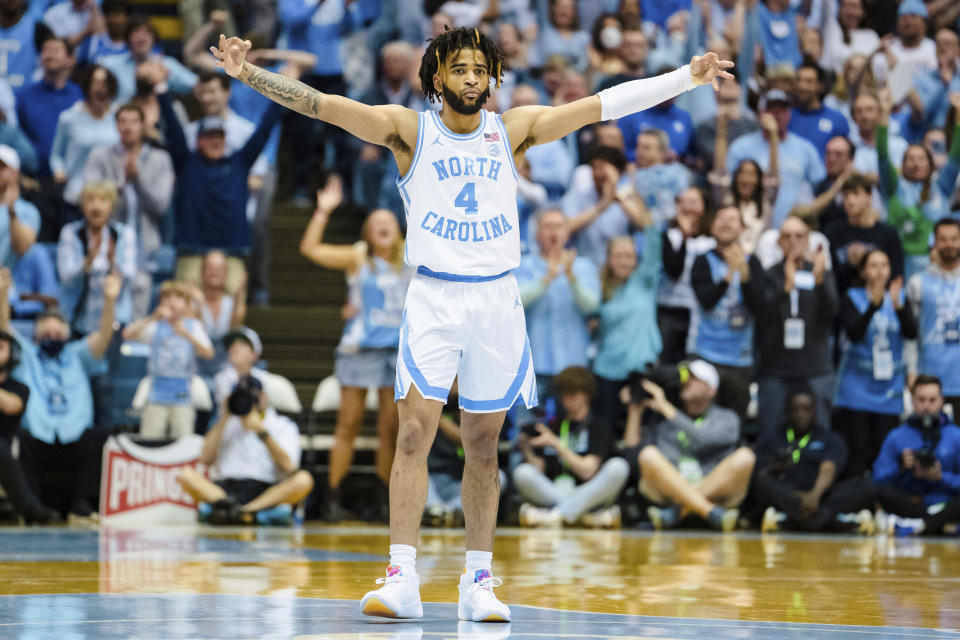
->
[873, 375, 960, 536]
[623, 360, 755, 531]
[751, 388, 877, 534]
[177, 375, 313, 525]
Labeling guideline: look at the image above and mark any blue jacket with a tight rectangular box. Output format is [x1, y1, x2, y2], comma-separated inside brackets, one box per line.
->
[159, 92, 280, 252]
[278, 0, 356, 76]
[14, 79, 82, 176]
[873, 418, 960, 507]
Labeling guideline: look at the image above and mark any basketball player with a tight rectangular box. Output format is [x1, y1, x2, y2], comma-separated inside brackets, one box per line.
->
[211, 30, 732, 622]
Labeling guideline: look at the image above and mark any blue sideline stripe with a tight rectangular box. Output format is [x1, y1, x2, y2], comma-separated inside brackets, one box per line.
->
[459, 337, 532, 411]
[416, 265, 509, 282]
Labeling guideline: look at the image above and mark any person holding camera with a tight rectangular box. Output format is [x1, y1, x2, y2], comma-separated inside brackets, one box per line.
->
[622, 360, 755, 531]
[834, 248, 917, 478]
[872, 375, 960, 536]
[513, 366, 629, 528]
[751, 389, 878, 534]
[177, 375, 314, 525]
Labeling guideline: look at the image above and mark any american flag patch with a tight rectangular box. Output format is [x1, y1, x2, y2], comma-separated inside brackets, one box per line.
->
[483, 132, 500, 142]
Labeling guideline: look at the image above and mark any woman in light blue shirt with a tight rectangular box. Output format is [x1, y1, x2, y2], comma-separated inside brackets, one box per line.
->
[533, 0, 592, 73]
[50, 66, 119, 210]
[593, 231, 662, 435]
[300, 177, 411, 522]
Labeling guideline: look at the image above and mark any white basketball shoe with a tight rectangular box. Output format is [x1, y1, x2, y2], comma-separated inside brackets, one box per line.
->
[458, 569, 511, 622]
[359, 565, 424, 619]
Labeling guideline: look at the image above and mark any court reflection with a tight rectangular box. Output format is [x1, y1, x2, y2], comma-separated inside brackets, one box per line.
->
[1, 524, 958, 634]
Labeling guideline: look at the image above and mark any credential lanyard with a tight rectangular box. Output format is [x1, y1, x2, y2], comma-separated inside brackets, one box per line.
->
[787, 428, 811, 463]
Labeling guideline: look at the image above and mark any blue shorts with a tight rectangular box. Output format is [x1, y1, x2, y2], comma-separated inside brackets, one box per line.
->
[335, 347, 397, 389]
[395, 272, 538, 413]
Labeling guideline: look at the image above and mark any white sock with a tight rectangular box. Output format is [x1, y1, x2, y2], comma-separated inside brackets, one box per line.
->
[464, 549, 493, 579]
[389, 544, 417, 576]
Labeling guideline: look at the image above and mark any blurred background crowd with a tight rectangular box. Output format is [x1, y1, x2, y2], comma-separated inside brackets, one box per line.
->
[0, 0, 958, 535]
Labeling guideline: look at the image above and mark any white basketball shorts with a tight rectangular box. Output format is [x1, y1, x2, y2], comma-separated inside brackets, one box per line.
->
[395, 271, 538, 413]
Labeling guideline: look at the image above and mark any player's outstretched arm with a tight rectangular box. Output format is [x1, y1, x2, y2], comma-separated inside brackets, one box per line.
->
[211, 35, 415, 149]
[502, 53, 733, 152]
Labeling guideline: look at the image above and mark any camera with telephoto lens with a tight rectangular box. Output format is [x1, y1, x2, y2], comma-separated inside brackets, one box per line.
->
[227, 375, 263, 416]
[908, 413, 942, 469]
[518, 407, 546, 438]
[627, 363, 684, 405]
[915, 447, 937, 469]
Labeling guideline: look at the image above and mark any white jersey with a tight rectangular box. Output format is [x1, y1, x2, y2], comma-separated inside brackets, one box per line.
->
[396, 109, 521, 279]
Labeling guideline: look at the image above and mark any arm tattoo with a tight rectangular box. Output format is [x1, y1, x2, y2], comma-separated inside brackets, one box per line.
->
[241, 62, 322, 118]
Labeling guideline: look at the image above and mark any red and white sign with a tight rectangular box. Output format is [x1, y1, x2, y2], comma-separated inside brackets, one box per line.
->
[99, 434, 206, 526]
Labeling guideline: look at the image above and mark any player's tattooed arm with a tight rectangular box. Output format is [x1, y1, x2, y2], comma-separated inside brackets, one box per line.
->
[212, 35, 416, 154]
[239, 62, 322, 118]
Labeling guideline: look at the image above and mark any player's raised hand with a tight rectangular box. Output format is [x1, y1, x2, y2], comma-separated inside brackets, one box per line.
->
[210, 34, 251, 78]
[689, 52, 734, 91]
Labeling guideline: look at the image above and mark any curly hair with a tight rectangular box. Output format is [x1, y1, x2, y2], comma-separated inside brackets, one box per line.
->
[418, 26, 506, 104]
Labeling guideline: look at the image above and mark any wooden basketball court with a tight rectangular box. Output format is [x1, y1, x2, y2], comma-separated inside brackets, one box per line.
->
[0, 523, 958, 638]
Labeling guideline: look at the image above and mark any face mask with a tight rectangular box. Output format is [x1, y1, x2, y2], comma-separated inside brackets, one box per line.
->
[600, 26, 623, 50]
[38, 338, 66, 358]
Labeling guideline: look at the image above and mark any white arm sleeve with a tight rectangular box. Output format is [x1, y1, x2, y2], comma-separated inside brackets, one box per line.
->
[598, 65, 698, 121]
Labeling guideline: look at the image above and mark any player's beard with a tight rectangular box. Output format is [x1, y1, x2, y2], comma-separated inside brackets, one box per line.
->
[442, 83, 489, 115]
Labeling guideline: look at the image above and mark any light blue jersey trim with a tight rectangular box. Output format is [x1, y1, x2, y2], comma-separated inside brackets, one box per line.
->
[416, 265, 510, 282]
[493, 114, 519, 181]
[398, 320, 450, 401]
[396, 112, 426, 188]
[431, 109, 486, 141]
[459, 336, 537, 412]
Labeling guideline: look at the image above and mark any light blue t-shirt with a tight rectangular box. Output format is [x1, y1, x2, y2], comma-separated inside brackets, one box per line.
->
[0, 199, 40, 269]
[632, 163, 691, 228]
[278, 0, 356, 75]
[524, 139, 574, 203]
[756, 2, 802, 69]
[834, 288, 906, 415]
[147, 318, 206, 406]
[594, 230, 663, 381]
[13, 331, 106, 444]
[339, 255, 412, 352]
[688, 250, 755, 368]
[516, 253, 600, 376]
[912, 67, 960, 132]
[0, 12, 42, 88]
[100, 53, 198, 103]
[561, 173, 632, 268]
[727, 131, 825, 228]
[917, 271, 960, 397]
[532, 24, 591, 73]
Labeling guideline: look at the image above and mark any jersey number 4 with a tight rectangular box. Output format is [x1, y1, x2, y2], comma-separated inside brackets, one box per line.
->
[454, 182, 479, 215]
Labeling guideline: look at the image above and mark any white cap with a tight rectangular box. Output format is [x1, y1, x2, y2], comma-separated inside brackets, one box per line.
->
[0, 144, 20, 171]
[688, 360, 719, 391]
[223, 326, 262, 356]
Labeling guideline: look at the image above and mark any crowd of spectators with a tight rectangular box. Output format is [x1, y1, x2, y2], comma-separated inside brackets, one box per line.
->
[0, 0, 957, 534]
